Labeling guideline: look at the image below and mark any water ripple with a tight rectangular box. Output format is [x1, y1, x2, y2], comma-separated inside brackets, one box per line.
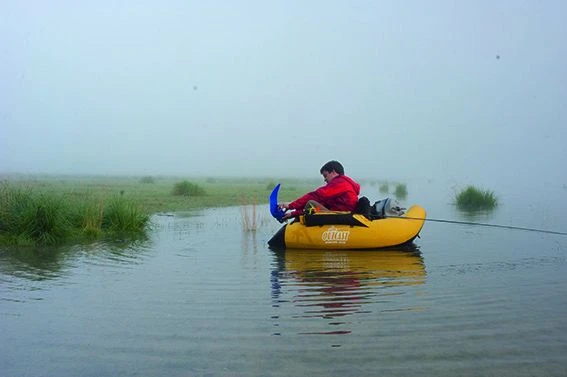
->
[269, 249, 426, 336]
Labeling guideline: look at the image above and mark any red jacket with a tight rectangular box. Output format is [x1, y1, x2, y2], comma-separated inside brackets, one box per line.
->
[288, 175, 360, 216]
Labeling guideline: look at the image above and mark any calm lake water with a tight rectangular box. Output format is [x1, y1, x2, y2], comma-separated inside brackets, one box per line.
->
[1, 179, 567, 377]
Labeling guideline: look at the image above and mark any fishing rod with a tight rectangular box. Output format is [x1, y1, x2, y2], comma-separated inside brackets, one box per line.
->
[386, 216, 567, 236]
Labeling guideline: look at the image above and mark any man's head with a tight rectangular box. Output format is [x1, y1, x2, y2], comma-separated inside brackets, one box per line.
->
[320, 160, 344, 183]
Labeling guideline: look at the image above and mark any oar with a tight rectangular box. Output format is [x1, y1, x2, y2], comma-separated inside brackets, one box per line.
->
[269, 184, 287, 223]
[387, 216, 567, 236]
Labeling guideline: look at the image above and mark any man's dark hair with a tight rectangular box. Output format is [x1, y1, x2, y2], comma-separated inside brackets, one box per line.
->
[320, 160, 345, 175]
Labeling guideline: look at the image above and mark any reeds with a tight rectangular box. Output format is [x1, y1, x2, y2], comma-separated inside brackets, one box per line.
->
[455, 185, 498, 211]
[379, 183, 389, 194]
[240, 203, 257, 232]
[239, 193, 268, 232]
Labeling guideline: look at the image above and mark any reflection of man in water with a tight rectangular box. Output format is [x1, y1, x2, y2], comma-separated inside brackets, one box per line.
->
[271, 250, 426, 319]
[306, 273, 363, 319]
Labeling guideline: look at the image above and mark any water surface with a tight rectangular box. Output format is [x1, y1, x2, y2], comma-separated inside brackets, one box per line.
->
[1, 180, 566, 376]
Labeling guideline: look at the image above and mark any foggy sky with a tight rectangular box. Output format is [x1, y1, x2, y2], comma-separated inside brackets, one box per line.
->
[1, 1, 566, 185]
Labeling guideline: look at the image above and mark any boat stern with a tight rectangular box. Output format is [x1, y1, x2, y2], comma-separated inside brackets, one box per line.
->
[268, 225, 286, 250]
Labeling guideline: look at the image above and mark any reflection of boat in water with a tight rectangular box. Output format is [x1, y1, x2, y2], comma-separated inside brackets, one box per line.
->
[270, 248, 426, 323]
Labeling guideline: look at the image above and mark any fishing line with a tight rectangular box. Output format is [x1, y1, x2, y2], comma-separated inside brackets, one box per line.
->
[386, 216, 567, 236]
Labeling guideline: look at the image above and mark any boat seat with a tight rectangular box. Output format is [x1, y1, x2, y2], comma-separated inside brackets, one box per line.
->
[302, 212, 369, 227]
[354, 196, 372, 218]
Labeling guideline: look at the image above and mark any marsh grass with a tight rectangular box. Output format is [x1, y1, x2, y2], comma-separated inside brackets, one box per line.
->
[0, 175, 314, 244]
[6, 176, 311, 213]
[379, 183, 389, 194]
[455, 186, 498, 211]
[0, 182, 149, 245]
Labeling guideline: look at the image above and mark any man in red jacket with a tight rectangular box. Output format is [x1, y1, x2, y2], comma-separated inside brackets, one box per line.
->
[279, 160, 361, 220]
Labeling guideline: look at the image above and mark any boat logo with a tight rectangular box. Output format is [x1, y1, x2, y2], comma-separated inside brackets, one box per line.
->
[321, 226, 350, 244]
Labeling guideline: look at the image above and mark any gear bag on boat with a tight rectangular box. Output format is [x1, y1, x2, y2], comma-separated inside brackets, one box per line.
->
[371, 197, 406, 218]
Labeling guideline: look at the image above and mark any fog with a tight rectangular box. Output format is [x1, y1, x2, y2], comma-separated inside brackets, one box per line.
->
[1, 1, 566, 186]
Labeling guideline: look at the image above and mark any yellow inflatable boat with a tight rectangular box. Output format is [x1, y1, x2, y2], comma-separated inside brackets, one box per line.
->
[268, 204, 426, 250]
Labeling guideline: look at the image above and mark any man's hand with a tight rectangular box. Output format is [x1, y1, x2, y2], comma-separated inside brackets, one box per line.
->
[278, 202, 289, 210]
[278, 203, 293, 221]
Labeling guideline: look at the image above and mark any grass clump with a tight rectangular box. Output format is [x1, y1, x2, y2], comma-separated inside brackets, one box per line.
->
[0, 183, 149, 246]
[172, 181, 206, 196]
[77, 201, 104, 238]
[140, 176, 155, 184]
[394, 183, 407, 198]
[0, 184, 70, 245]
[455, 186, 498, 211]
[25, 194, 70, 245]
[102, 197, 149, 233]
[379, 183, 389, 194]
